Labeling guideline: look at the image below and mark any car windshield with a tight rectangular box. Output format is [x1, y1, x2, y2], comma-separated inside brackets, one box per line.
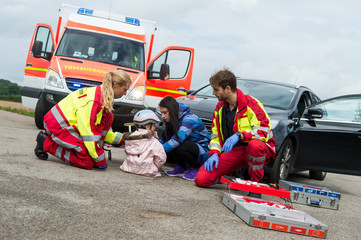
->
[56, 29, 145, 71]
[194, 79, 297, 109]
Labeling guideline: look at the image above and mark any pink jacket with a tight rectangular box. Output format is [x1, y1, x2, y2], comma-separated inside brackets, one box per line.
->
[120, 129, 166, 177]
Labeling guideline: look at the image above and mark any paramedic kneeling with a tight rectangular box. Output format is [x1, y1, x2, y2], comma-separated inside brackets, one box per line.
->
[34, 70, 131, 170]
[194, 69, 276, 196]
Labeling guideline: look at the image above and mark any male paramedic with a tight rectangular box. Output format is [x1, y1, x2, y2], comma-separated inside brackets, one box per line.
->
[194, 68, 276, 198]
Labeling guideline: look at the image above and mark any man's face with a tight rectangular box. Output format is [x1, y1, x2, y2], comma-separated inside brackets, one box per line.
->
[114, 83, 129, 99]
[211, 83, 230, 101]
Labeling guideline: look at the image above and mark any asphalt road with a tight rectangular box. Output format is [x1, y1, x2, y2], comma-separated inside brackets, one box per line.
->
[0, 110, 360, 240]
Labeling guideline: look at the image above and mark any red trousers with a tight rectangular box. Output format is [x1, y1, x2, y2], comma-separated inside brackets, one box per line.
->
[43, 137, 95, 169]
[195, 139, 273, 187]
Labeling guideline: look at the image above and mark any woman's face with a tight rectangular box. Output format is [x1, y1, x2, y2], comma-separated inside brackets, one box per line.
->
[159, 106, 170, 123]
[113, 83, 129, 99]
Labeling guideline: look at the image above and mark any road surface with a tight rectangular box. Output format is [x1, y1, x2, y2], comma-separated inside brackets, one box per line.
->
[0, 110, 360, 239]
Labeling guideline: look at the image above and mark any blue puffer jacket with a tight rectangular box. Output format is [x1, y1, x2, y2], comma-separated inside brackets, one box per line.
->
[161, 103, 210, 164]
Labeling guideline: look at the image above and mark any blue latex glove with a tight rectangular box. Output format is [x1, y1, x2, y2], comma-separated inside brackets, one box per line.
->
[222, 133, 240, 153]
[204, 154, 219, 172]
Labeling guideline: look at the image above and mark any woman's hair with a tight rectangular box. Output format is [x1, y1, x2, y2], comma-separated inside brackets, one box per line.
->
[159, 96, 179, 141]
[101, 70, 131, 112]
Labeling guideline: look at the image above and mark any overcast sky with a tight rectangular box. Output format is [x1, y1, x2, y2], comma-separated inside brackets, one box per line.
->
[1, 0, 361, 100]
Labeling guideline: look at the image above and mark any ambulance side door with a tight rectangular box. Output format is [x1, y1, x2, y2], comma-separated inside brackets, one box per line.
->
[145, 46, 194, 108]
[22, 23, 55, 109]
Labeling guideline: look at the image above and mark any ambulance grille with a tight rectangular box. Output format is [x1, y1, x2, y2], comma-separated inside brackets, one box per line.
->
[65, 78, 102, 92]
[200, 117, 212, 134]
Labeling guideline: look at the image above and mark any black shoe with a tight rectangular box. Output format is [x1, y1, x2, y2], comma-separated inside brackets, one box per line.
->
[248, 192, 262, 198]
[34, 131, 48, 160]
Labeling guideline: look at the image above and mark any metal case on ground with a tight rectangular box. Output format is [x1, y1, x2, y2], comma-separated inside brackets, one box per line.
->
[222, 192, 328, 238]
[279, 180, 341, 210]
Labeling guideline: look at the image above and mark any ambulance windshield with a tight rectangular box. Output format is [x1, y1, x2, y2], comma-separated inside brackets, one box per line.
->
[56, 29, 145, 71]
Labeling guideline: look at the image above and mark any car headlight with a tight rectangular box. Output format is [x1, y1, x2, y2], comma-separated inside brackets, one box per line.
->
[270, 119, 279, 130]
[45, 69, 64, 89]
[126, 85, 145, 101]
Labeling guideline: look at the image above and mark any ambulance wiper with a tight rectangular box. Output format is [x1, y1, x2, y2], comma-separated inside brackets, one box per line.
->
[60, 57, 84, 64]
[116, 67, 139, 74]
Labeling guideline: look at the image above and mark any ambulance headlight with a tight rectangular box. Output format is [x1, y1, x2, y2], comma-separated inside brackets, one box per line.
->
[45, 69, 64, 89]
[126, 85, 145, 101]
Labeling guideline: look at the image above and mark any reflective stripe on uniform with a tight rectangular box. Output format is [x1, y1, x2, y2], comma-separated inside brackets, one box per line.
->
[248, 154, 266, 162]
[82, 135, 102, 142]
[249, 130, 260, 139]
[209, 142, 221, 149]
[112, 132, 123, 144]
[210, 134, 218, 139]
[93, 152, 105, 162]
[253, 126, 271, 134]
[55, 146, 63, 159]
[51, 107, 81, 140]
[64, 150, 71, 162]
[51, 135, 82, 152]
[248, 162, 264, 171]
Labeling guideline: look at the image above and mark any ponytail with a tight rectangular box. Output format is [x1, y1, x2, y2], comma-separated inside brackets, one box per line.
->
[101, 70, 131, 112]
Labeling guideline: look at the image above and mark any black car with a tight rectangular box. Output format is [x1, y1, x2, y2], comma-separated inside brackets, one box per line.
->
[292, 94, 361, 177]
[176, 78, 323, 182]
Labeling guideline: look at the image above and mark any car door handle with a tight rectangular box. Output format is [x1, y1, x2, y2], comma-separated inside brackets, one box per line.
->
[26, 63, 32, 67]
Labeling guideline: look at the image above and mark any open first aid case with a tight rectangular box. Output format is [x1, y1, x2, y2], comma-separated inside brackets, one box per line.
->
[279, 180, 341, 210]
[222, 192, 328, 238]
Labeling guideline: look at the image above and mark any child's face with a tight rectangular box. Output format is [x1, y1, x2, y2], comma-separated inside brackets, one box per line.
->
[145, 123, 156, 131]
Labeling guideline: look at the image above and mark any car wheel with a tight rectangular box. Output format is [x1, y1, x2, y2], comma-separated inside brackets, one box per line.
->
[309, 171, 327, 180]
[271, 138, 294, 183]
[35, 98, 45, 130]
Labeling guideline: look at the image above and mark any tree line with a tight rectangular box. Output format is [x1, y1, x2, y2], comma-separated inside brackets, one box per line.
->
[0, 79, 22, 102]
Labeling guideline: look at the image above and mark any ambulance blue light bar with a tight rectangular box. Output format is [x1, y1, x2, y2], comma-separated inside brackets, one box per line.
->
[126, 17, 140, 26]
[77, 8, 93, 15]
[73, 83, 82, 88]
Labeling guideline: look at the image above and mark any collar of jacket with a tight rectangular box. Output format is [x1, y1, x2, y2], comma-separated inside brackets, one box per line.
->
[123, 130, 155, 141]
[218, 88, 247, 116]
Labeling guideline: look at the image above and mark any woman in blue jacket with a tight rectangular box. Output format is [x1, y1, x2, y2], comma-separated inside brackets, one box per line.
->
[158, 96, 210, 180]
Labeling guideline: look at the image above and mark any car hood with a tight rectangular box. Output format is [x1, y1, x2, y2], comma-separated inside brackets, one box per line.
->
[176, 96, 218, 119]
[264, 106, 290, 120]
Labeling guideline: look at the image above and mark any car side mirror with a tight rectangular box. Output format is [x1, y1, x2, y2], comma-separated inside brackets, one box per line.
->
[32, 41, 43, 58]
[160, 63, 170, 80]
[303, 107, 323, 119]
[186, 89, 195, 95]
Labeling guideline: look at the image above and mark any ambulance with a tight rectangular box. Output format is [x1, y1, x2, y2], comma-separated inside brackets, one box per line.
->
[22, 4, 194, 131]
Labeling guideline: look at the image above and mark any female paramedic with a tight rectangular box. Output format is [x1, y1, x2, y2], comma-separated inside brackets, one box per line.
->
[34, 70, 131, 170]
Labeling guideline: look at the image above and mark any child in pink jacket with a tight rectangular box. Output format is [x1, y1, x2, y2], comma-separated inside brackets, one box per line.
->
[120, 110, 166, 177]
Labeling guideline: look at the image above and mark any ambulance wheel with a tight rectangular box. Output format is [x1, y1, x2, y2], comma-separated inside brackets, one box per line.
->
[271, 138, 294, 183]
[309, 171, 327, 180]
[35, 98, 45, 130]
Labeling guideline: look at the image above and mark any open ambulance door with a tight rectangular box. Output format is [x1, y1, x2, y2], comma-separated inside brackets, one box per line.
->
[22, 23, 55, 110]
[145, 46, 194, 109]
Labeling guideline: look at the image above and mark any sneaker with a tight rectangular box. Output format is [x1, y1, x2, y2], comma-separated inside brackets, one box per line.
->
[183, 168, 199, 181]
[248, 192, 262, 198]
[165, 165, 187, 177]
[34, 131, 48, 160]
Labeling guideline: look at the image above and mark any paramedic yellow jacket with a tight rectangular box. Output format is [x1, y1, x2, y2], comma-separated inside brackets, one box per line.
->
[209, 88, 276, 157]
[43, 86, 122, 166]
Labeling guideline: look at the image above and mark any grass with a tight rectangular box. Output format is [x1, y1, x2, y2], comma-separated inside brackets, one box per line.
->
[0, 106, 35, 117]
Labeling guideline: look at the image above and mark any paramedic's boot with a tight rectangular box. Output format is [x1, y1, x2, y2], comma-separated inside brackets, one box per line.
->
[34, 131, 48, 160]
